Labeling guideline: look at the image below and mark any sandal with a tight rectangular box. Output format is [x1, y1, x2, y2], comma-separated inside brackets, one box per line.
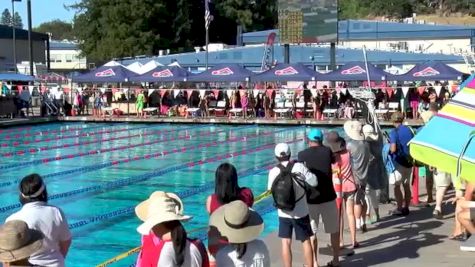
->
[449, 234, 466, 241]
[352, 242, 360, 249]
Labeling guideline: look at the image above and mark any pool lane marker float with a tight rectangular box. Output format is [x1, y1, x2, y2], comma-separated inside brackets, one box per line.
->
[0, 130, 303, 215]
[0, 125, 210, 170]
[0, 124, 157, 148]
[1, 124, 200, 156]
[65, 136, 304, 230]
[0, 125, 258, 192]
[0, 124, 112, 141]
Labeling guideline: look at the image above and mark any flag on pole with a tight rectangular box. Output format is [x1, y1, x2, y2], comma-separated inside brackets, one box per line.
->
[205, 0, 213, 30]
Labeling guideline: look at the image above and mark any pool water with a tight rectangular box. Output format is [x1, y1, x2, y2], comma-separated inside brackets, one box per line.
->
[0, 122, 325, 267]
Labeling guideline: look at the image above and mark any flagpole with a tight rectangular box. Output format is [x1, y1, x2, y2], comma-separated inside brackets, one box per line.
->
[204, 0, 210, 69]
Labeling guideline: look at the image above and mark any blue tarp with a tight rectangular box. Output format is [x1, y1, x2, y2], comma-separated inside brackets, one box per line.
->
[187, 64, 254, 82]
[252, 63, 318, 82]
[393, 61, 467, 81]
[72, 65, 138, 83]
[317, 62, 393, 81]
[129, 66, 191, 82]
[0, 73, 36, 82]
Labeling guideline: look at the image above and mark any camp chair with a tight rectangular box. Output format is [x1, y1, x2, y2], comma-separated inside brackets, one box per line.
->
[186, 108, 200, 118]
[375, 102, 389, 120]
[208, 100, 217, 116]
[274, 101, 291, 119]
[388, 102, 399, 117]
[214, 101, 227, 117]
[143, 107, 158, 117]
[323, 108, 338, 119]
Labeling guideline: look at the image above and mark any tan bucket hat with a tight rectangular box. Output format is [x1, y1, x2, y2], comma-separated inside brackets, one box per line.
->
[209, 200, 264, 244]
[343, 120, 364, 141]
[0, 220, 43, 262]
[136, 191, 191, 235]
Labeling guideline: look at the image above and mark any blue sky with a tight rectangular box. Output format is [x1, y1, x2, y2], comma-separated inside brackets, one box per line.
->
[0, 0, 77, 27]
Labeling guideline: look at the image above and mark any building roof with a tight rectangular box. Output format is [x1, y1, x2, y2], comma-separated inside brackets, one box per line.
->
[119, 44, 464, 69]
[241, 19, 475, 44]
[50, 41, 80, 50]
[0, 25, 48, 41]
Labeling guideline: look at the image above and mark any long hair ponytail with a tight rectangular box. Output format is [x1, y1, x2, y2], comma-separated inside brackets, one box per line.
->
[164, 221, 188, 266]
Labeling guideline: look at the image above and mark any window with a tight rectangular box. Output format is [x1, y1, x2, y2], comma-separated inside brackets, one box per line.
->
[65, 54, 73, 63]
[50, 54, 62, 63]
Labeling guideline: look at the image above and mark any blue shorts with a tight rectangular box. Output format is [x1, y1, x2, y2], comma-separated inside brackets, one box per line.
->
[278, 215, 313, 241]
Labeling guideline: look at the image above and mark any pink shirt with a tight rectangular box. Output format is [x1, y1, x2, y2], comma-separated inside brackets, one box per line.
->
[336, 151, 357, 193]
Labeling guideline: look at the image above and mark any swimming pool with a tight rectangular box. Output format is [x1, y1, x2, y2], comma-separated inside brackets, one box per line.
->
[0, 122, 325, 266]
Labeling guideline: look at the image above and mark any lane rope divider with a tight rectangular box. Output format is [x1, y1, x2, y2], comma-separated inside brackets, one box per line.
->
[0, 125, 210, 170]
[0, 125, 255, 190]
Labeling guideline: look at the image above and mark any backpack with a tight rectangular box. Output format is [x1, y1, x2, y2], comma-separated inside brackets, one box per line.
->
[271, 162, 305, 212]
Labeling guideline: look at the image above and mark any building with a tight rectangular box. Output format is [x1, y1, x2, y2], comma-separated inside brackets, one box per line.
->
[115, 19, 473, 74]
[49, 41, 88, 75]
[0, 24, 50, 73]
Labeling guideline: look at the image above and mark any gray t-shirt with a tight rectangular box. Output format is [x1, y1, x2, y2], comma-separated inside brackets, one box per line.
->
[347, 140, 373, 185]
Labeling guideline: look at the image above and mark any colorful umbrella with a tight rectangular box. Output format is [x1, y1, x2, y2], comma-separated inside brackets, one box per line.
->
[409, 75, 475, 181]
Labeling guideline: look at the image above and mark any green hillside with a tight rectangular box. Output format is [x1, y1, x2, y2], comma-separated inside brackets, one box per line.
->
[340, 0, 475, 20]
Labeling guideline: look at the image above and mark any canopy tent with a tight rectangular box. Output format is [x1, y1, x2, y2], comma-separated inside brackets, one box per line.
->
[103, 60, 123, 67]
[129, 66, 191, 82]
[140, 60, 164, 74]
[0, 73, 36, 82]
[37, 73, 68, 84]
[253, 63, 317, 82]
[126, 62, 143, 74]
[317, 62, 393, 81]
[187, 63, 254, 82]
[409, 74, 475, 181]
[393, 62, 466, 81]
[72, 65, 138, 83]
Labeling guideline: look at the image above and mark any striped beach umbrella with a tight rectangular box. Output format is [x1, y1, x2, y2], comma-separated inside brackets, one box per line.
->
[409, 75, 475, 181]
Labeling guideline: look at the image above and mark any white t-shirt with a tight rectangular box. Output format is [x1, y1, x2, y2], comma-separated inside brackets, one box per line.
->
[267, 161, 317, 219]
[6, 202, 71, 267]
[215, 240, 270, 267]
[157, 240, 204, 267]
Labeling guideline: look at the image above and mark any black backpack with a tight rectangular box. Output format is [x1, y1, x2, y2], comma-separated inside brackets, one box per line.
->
[271, 162, 305, 212]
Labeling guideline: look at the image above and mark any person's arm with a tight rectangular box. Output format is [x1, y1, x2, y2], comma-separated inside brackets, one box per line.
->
[299, 163, 317, 187]
[206, 195, 212, 214]
[389, 131, 397, 153]
[59, 239, 72, 258]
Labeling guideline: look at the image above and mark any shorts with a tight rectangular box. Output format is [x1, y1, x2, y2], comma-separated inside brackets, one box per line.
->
[278, 215, 313, 241]
[389, 164, 412, 186]
[434, 171, 452, 188]
[308, 200, 339, 234]
[355, 186, 366, 206]
[343, 190, 357, 201]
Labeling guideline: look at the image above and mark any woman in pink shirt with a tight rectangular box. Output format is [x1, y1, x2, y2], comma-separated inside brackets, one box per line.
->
[326, 133, 359, 249]
[240, 92, 249, 118]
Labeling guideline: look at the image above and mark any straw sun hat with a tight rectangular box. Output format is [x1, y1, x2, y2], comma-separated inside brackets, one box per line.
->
[0, 220, 43, 263]
[135, 191, 192, 235]
[343, 120, 364, 141]
[209, 200, 264, 244]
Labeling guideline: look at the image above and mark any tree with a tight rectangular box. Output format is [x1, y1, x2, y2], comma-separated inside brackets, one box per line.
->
[69, 0, 277, 62]
[0, 9, 12, 26]
[13, 12, 22, 28]
[34, 20, 75, 40]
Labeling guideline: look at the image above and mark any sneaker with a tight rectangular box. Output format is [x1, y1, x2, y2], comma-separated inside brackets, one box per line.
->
[389, 209, 403, 216]
[460, 235, 475, 252]
[433, 209, 443, 220]
[402, 207, 410, 216]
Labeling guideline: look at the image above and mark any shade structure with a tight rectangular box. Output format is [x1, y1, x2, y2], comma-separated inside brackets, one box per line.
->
[73, 65, 138, 83]
[0, 73, 36, 82]
[129, 66, 191, 82]
[393, 61, 466, 81]
[409, 75, 475, 181]
[126, 62, 143, 74]
[187, 63, 254, 82]
[317, 62, 393, 81]
[252, 63, 317, 82]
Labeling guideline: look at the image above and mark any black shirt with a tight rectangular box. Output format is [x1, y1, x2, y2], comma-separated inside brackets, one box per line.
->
[298, 145, 337, 204]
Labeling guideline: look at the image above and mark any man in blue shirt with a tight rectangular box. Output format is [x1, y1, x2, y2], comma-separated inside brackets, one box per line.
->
[388, 112, 414, 216]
